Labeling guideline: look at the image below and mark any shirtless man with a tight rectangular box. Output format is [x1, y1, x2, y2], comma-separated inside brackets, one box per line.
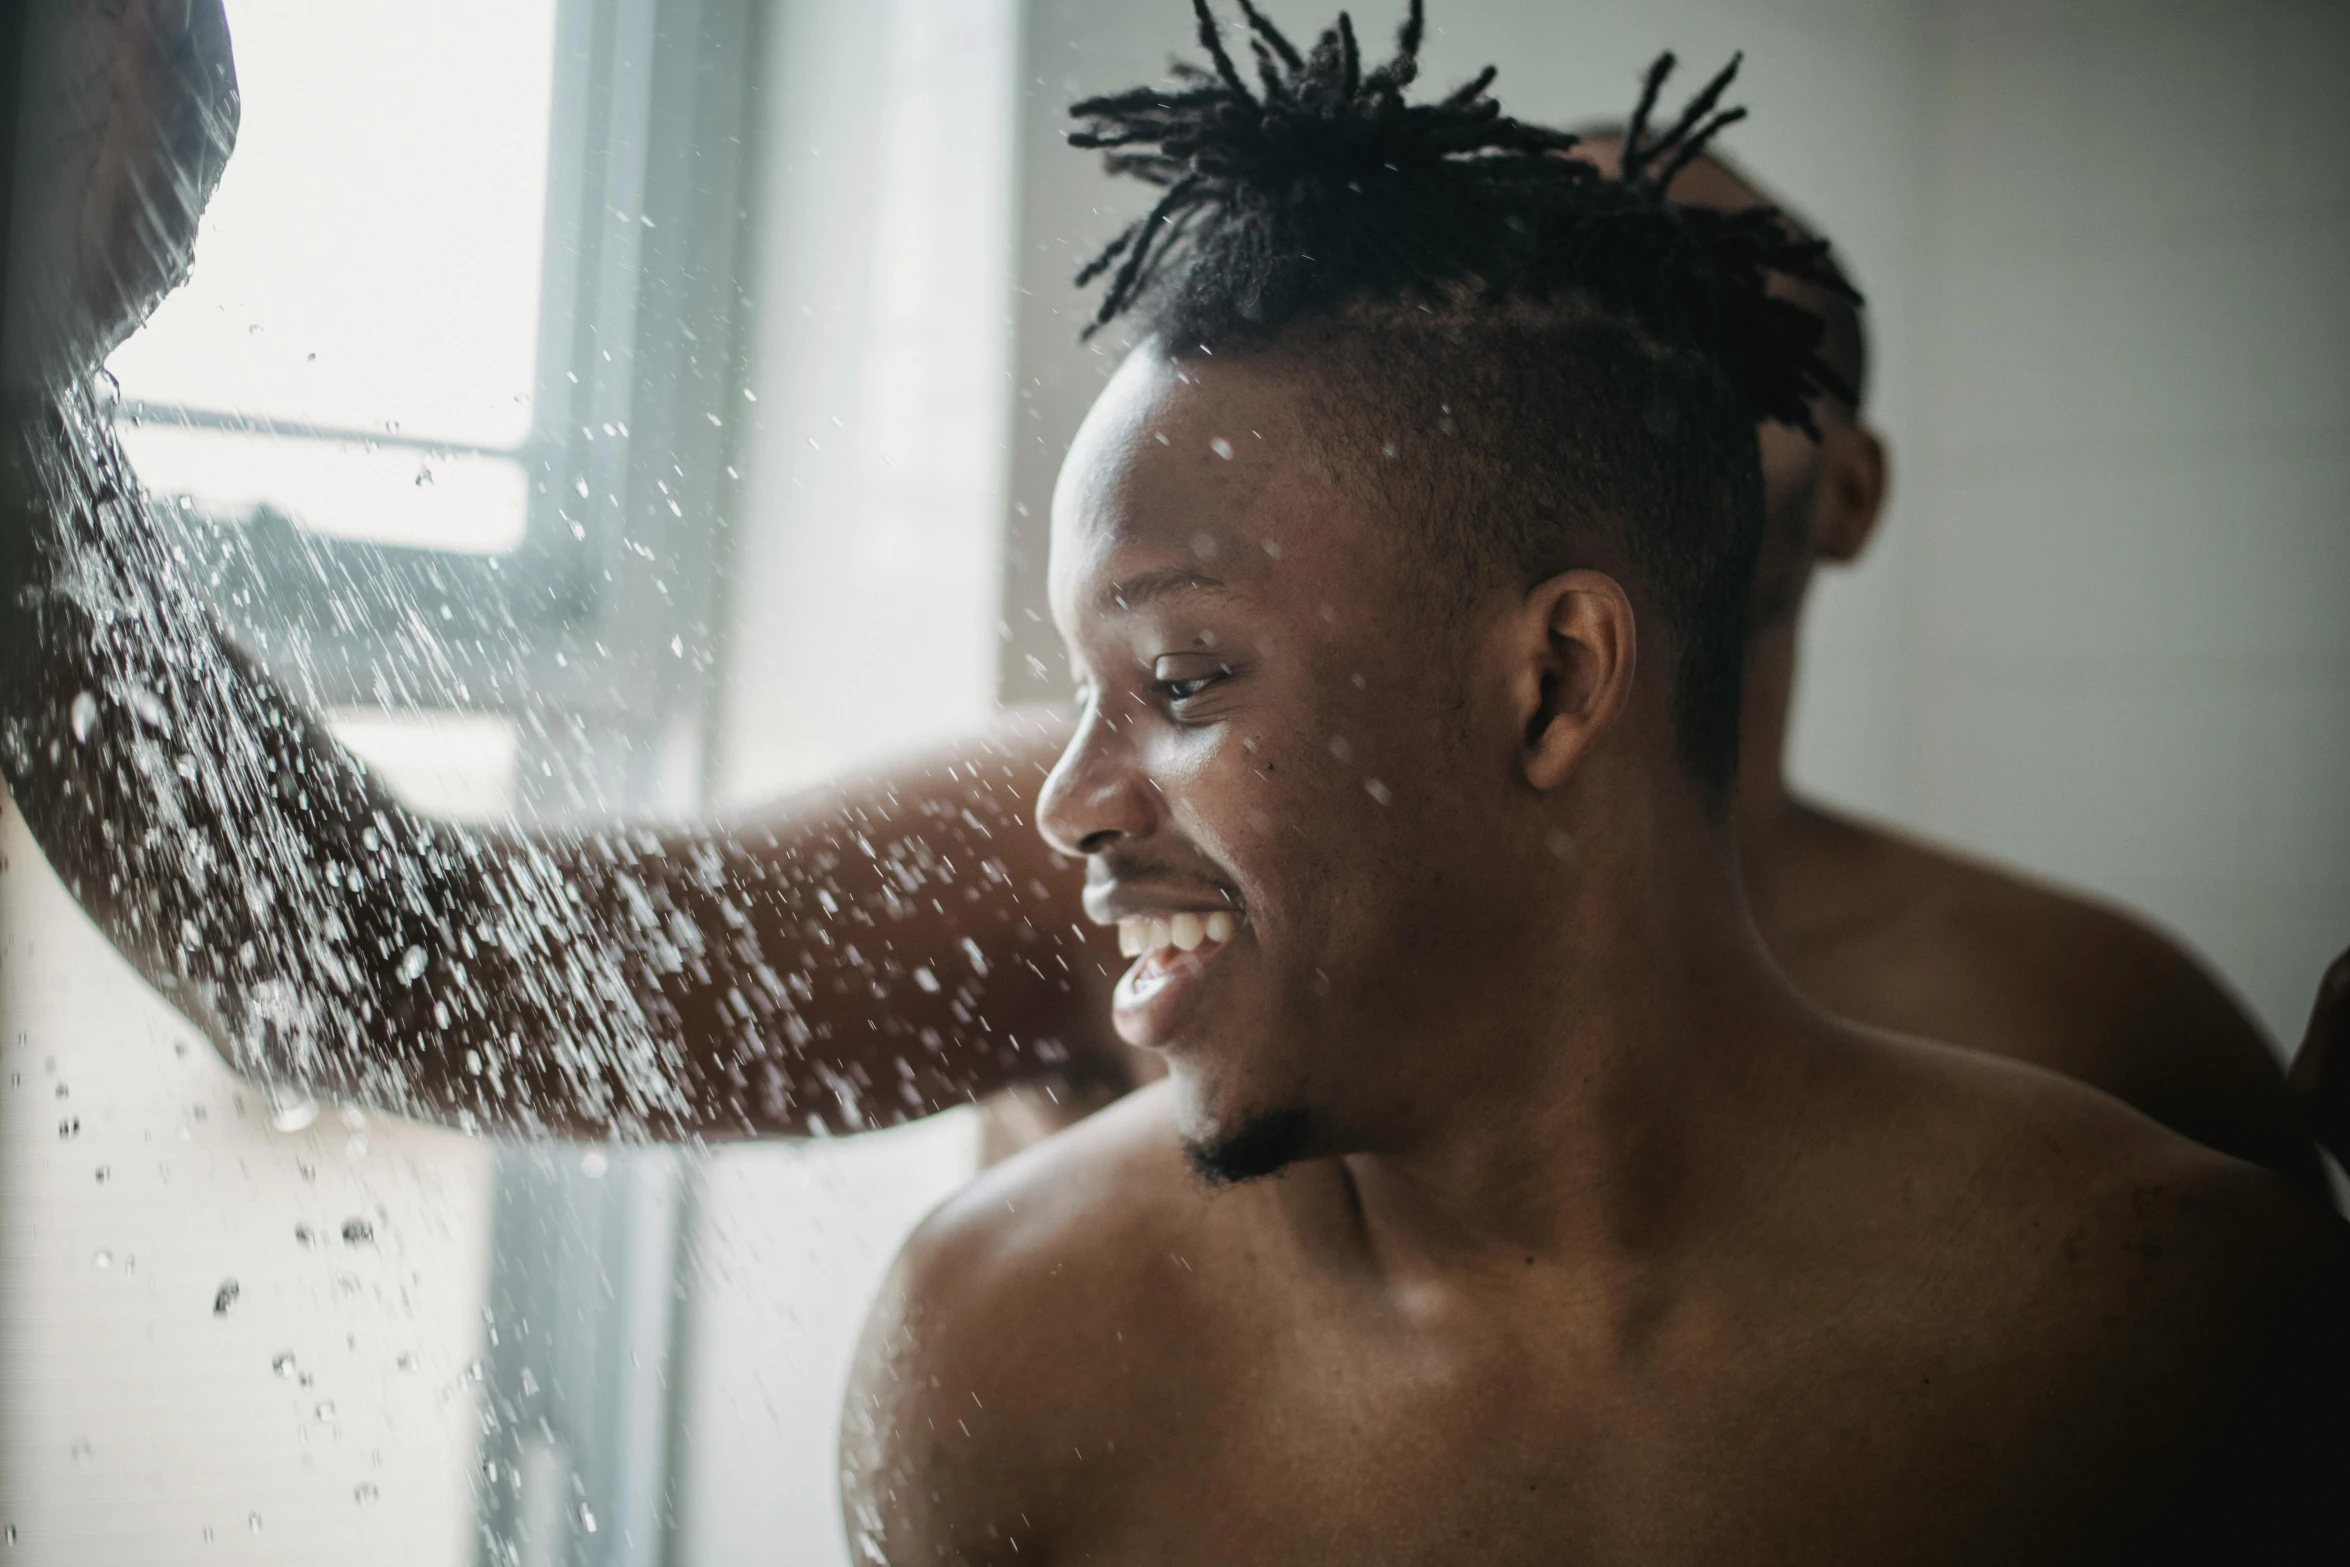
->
[840, 15, 2345, 1562]
[1, 0, 2337, 1181]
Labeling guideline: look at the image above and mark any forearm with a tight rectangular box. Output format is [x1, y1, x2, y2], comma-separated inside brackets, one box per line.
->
[0, 389, 695, 1135]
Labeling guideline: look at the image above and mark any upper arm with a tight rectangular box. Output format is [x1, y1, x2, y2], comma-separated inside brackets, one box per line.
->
[2081, 919, 2326, 1200]
[840, 1203, 1059, 1566]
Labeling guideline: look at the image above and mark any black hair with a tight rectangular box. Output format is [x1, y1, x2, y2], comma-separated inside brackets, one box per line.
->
[1563, 122, 1869, 412]
[1068, 1, 1859, 801]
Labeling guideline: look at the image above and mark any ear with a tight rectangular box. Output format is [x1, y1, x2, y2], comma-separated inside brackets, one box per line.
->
[1509, 570, 1638, 793]
[1810, 421, 1888, 565]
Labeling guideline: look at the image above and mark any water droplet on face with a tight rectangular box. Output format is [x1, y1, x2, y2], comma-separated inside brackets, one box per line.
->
[396, 946, 428, 985]
[213, 1280, 239, 1315]
[266, 1089, 318, 1133]
[272, 1353, 297, 1378]
[69, 691, 98, 743]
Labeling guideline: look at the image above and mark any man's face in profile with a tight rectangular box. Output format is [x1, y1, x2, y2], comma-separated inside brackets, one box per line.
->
[1037, 347, 1525, 1181]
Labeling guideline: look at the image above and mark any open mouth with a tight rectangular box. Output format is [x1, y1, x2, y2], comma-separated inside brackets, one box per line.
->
[1110, 910, 1243, 1047]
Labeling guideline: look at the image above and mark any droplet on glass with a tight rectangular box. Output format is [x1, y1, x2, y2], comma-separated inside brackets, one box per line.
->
[579, 1505, 598, 1535]
[266, 1089, 318, 1133]
[293, 1224, 315, 1248]
[340, 1218, 373, 1246]
[213, 1279, 240, 1316]
[69, 691, 98, 743]
[353, 1483, 378, 1505]
[92, 1250, 112, 1270]
[1209, 437, 1234, 459]
[314, 1401, 336, 1422]
[272, 1353, 297, 1379]
[579, 1150, 609, 1179]
[248, 1513, 262, 1533]
[57, 1116, 79, 1139]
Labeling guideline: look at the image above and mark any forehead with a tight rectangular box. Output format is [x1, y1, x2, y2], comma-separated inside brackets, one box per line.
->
[1047, 347, 1391, 640]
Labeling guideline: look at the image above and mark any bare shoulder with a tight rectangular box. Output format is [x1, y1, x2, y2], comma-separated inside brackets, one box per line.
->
[1833, 1025, 2344, 1400]
[840, 1083, 1221, 1564]
[1781, 802, 2319, 1189]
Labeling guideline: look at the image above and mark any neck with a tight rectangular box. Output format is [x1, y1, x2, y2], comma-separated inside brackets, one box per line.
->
[1335, 787, 1806, 1279]
[1735, 604, 1802, 840]
[1733, 601, 1822, 932]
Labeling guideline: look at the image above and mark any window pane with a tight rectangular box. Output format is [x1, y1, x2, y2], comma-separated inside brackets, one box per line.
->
[105, 0, 561, 545]
[328, 711, 521, 823]
[122, 426, 529, 555]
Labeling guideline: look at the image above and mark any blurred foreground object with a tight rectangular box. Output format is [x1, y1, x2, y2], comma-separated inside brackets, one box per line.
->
[2289, 948, 2350, 1178]
[3, 0, 238, 397]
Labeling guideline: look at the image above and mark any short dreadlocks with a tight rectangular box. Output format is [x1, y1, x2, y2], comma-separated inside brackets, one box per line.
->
[1067, 0, 1859, 801]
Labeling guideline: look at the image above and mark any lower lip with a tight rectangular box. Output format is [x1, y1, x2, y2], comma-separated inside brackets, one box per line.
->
[1111, 936, 1236, 1049]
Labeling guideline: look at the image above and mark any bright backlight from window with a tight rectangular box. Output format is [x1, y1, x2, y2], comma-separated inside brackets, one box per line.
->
[107, 0, 560, 553]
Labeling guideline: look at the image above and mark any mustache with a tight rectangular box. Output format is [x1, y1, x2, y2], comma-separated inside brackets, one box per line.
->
[1082, 850, 1241, 903]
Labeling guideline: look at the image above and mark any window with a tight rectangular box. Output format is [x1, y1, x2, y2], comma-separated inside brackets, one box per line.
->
[5, 0, 773, 1560]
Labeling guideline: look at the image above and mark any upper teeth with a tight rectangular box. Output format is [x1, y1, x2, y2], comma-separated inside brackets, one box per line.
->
[1117, 910, 1238, 957]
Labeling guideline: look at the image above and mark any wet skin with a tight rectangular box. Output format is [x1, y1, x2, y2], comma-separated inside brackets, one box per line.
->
[841, 345, 2347, 1565]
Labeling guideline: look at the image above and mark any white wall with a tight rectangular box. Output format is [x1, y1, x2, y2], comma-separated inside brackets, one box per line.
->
[997, 0, 2350, 1048]
[1899, 0, 2350, 1043]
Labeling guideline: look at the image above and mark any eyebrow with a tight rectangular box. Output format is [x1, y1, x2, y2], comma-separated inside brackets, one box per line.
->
[1103, 566, 1228, 612]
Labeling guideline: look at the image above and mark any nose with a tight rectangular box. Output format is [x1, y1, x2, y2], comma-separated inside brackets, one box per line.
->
[1037, 697, 1160, 858]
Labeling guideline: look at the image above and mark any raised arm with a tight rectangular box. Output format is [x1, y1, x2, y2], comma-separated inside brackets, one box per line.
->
[1, 0, 1124, 1142]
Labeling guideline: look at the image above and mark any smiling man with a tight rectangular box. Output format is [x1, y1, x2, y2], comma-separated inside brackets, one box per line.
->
[840, 11, 2343, 1563]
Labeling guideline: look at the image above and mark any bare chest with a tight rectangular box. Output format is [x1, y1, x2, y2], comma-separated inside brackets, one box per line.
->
[1037, 1286, 2176, 1567]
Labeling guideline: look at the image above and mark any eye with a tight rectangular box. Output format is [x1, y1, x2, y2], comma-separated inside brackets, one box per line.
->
[1152, 656, 1232, 711]
[1158, 673, 1220, 702]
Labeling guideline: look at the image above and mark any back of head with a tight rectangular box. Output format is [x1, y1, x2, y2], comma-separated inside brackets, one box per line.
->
[1069, 1, 1857, 801]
